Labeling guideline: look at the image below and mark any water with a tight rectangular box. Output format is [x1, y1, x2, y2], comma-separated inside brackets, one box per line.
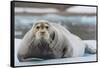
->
[15, 14, 96, 40]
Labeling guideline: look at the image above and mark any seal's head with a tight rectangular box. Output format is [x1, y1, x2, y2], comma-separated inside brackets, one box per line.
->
[33, 20, 51, 41]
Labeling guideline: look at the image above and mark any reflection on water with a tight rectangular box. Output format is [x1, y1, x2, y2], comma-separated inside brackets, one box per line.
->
[15, 14, 96, 40]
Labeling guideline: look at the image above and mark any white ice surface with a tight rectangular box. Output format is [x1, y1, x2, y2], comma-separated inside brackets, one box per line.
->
[14, 39, 97, 66]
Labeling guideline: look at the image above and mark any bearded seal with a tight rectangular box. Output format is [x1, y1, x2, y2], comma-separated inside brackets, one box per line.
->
[17, 20, 96, 62]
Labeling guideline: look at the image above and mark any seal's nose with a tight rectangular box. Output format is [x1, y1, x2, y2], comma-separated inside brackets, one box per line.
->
[41, 32, 45, 34]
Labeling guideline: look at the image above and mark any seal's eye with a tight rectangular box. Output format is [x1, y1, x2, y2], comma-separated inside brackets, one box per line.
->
[36, 26, 40, 29]
[45, 26, 48, 29]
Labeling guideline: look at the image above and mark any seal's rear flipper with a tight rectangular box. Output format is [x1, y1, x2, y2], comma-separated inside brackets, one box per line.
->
[83, 40, 97, 54]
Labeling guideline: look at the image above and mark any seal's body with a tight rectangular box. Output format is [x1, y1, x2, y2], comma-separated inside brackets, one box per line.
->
[17, 20, 96, 62]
